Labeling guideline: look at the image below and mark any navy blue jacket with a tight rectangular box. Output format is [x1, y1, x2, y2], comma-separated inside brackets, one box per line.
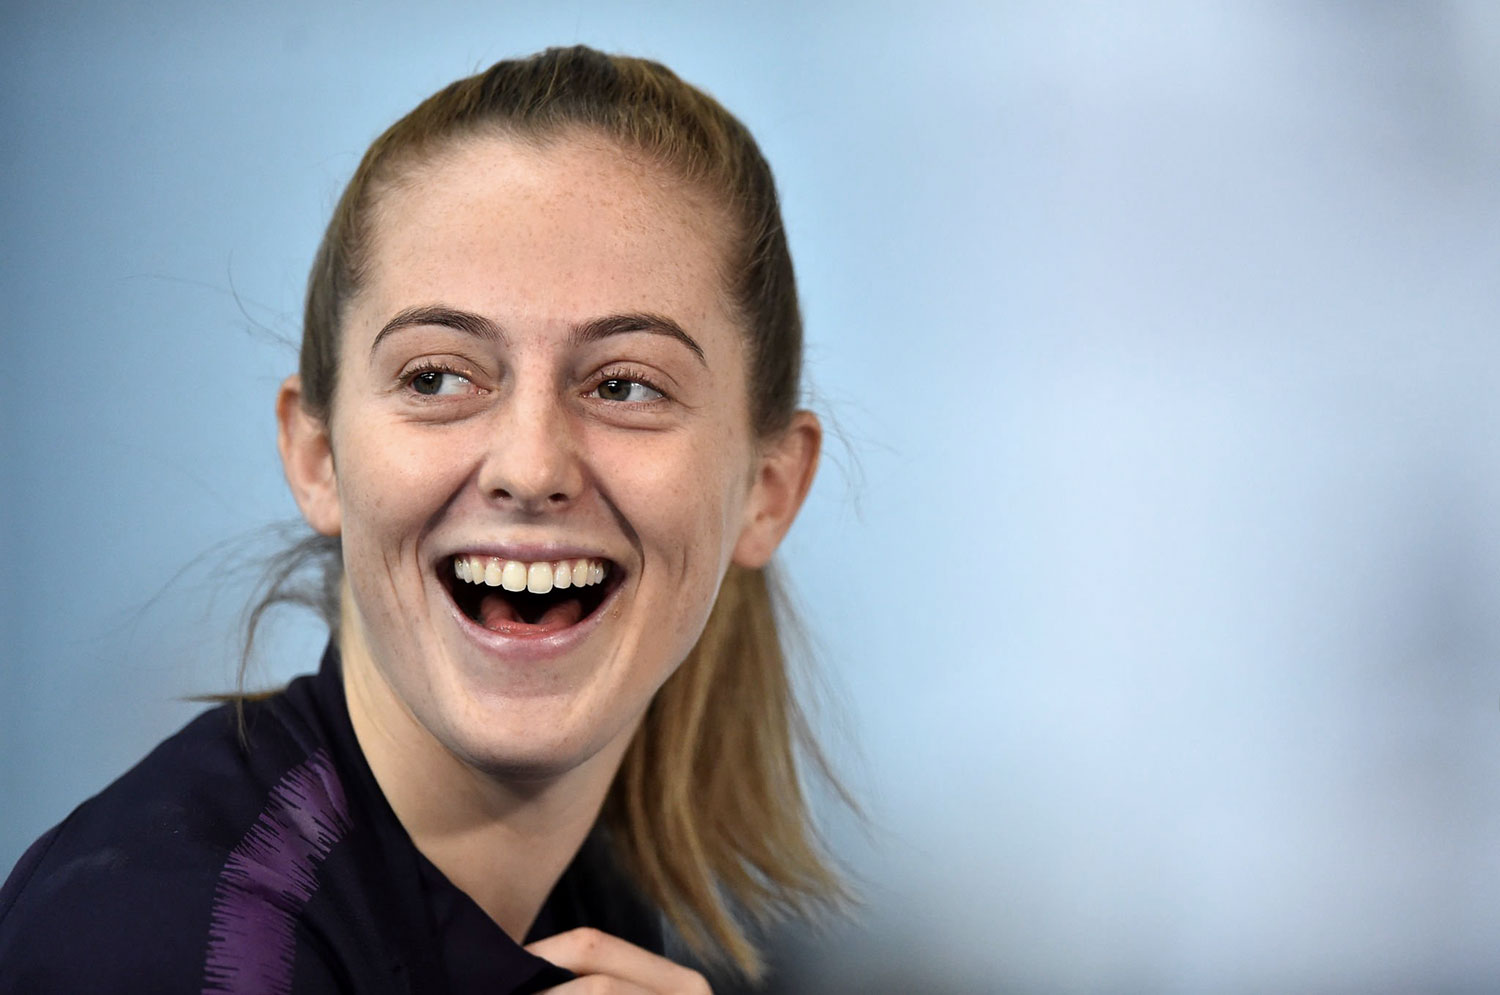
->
[0, 645, 661, 993]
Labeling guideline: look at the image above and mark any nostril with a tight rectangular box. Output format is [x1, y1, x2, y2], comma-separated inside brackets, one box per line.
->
[485, 485, 571, 510]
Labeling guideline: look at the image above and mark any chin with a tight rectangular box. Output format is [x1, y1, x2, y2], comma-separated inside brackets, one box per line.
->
[436, 696, 640, 786]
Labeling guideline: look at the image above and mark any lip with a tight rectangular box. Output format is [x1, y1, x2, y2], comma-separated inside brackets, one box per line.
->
[438, 542, 619, 564]
[436, 546, 626, 662]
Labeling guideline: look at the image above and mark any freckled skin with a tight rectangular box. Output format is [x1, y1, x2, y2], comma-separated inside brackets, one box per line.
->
[317, 133, 765, 785]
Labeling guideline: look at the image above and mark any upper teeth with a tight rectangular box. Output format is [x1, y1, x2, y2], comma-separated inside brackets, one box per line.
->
[453, 556, 608, 594]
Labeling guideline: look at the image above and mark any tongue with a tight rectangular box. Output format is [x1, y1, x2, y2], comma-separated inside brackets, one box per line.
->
[477, 592, 584, 634]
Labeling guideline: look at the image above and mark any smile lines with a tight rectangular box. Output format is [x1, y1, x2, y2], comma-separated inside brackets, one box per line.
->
[453, 556, 609, 595]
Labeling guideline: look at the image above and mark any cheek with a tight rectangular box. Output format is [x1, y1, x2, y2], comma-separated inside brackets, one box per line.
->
[592, 428, 752, 577]
[331, 422, 474, 549]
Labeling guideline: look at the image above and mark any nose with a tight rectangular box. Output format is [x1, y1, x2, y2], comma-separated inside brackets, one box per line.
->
[476, 385, 584, 513]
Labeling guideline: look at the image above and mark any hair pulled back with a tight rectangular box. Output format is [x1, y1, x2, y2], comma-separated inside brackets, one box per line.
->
[276, 46, 840, 979]
[300, 45, 800, 435]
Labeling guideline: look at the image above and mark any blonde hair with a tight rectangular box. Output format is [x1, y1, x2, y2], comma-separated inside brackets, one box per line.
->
[266, 46, 844, 979]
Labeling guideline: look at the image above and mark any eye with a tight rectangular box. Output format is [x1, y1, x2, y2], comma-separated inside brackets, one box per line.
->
[594, 378, 664, 403]
[410, 369, 473, 396]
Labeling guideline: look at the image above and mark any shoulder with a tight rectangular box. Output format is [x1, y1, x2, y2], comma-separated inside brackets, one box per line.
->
[0, 684, 348, 990]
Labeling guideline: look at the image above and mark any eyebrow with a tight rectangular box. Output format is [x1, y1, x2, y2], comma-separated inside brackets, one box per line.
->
[570, 312, 707, 366]
[369, 305, 707, 366]
[370, 305, 503, 356]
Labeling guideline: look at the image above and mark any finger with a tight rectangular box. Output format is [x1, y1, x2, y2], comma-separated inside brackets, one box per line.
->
[527, 927, 711, 994]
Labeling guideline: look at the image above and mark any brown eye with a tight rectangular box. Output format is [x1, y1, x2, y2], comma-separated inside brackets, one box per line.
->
[410, 370, 471, 396]
[594, 379, 663, 403]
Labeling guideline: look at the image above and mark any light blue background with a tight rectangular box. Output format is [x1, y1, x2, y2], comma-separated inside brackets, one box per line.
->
[5, 3, 1500, 991]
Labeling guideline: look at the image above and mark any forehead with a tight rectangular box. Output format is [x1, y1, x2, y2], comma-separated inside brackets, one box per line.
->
[356, 132, 735, 331]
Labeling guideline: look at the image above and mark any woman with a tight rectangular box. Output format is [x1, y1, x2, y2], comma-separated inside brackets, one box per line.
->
[0, 46, 841, 992]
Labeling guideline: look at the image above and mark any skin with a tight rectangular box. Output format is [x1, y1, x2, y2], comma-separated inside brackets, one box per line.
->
[277, 131, 819, 991]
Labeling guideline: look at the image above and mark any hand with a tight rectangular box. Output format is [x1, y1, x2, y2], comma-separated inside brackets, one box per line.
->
[527, 927, 712, 994]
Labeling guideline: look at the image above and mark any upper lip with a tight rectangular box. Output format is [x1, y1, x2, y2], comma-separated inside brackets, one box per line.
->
[437, 543, 621, 565]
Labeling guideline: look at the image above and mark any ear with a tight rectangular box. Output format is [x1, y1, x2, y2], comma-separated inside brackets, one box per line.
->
[732, 410, 822, 569]
[276, 374, 341, 536]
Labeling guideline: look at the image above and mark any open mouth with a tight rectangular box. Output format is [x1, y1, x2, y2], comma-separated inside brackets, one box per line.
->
[444, 554, 618, 636]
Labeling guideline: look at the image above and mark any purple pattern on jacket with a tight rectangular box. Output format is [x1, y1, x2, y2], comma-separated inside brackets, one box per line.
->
[201, 749, 351, 994]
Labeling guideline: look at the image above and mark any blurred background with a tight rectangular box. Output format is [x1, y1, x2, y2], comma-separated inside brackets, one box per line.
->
[4, 2, 1499, 991]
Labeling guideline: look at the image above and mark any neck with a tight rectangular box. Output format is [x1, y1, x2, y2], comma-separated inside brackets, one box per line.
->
[337, 602, 631, 942]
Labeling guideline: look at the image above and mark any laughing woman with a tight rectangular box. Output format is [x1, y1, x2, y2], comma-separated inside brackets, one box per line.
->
[0, 46, 843, 993]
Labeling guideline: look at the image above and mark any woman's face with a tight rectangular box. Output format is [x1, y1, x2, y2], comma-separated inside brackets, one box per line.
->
[284, 133, 809, 781]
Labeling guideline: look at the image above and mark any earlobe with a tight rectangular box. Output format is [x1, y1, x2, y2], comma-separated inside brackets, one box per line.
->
[731, 410, 822, 569]
[276, 374, 342, 537]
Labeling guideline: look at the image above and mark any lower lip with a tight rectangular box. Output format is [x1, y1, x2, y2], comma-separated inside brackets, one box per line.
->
[444, 576, 621, 663]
